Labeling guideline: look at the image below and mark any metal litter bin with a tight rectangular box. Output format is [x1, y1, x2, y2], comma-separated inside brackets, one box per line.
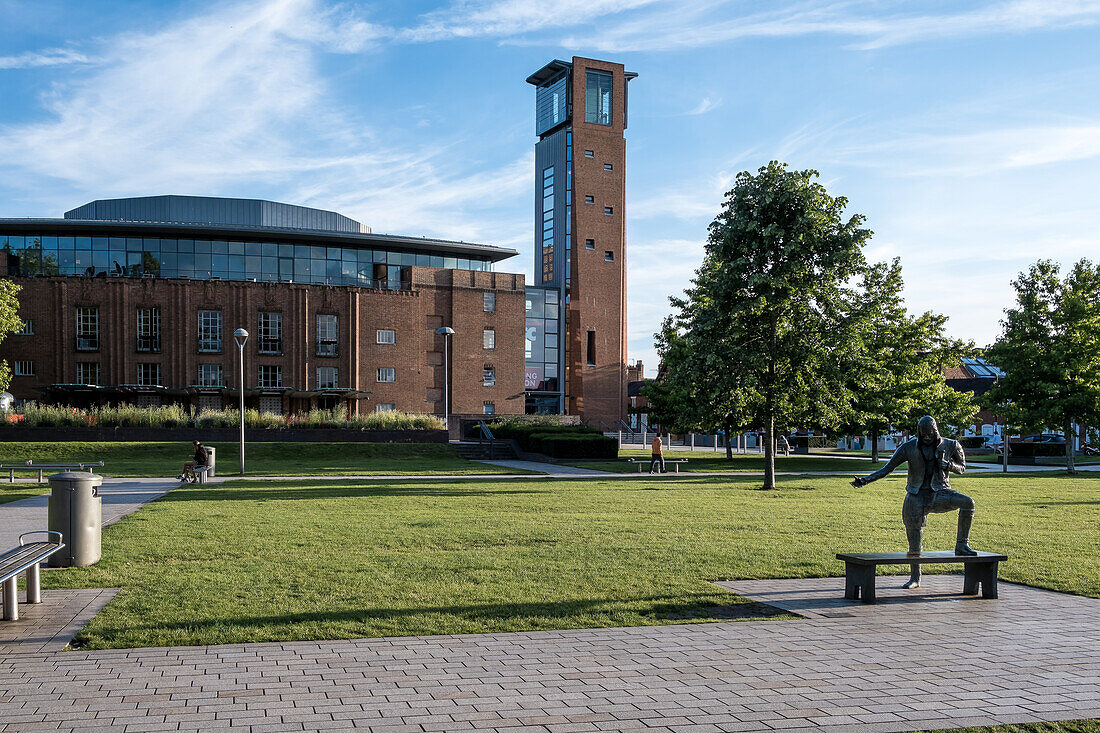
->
[205, 446, 215, 478]
[47, 471, 102, 567]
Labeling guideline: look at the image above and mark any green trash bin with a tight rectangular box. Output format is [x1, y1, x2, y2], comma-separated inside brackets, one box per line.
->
[47, 471, 103, 567]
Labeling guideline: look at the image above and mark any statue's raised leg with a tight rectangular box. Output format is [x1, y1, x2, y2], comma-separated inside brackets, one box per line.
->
[904, 521, 922, 589]
[956, 509, 978, 556]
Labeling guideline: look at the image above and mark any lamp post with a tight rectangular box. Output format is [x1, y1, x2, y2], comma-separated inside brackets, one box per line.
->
[435, 326, 455, 434]
[234, 328, 249, 475]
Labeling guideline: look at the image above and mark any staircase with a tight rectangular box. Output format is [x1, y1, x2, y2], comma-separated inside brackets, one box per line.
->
[452, 440, 519, 461]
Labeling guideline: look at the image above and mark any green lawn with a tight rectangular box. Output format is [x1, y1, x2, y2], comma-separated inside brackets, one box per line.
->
[0, 483, 46, 505]
[935, 722, 1099, 733]
[0, 441, 535, 478]
[42, 470, 1100, 650]
[563, 448, 883, 473]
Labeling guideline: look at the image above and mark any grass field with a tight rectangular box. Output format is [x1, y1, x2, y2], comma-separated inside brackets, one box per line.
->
[41, 470, 1100, 650]
[935, 722, 1099, 733]
[0, 441, 534, 478]
[0, 483, 46, 505]
[563, 448, 890, 473]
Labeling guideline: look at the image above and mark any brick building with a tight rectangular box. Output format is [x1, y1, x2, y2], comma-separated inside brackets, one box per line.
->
[0, 196, 524, 417]
[525, 57, 636, 429]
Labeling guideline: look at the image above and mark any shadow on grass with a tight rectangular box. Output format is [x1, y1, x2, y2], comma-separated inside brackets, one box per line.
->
[100, 594, 791, 636]
[159, 483, 548, 502]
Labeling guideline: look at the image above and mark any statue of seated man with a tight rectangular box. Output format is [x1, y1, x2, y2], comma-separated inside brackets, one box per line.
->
[850, 415, 978, 589]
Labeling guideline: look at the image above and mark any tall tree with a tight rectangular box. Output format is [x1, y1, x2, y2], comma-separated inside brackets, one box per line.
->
[985, 259, 1100, 474]
[0, 280, 23, 392]
[843, 259, 978, 462]
[653, 162, 872, 489]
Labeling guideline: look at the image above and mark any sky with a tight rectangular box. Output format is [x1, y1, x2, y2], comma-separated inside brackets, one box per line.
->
[1, 0, 1098, 376]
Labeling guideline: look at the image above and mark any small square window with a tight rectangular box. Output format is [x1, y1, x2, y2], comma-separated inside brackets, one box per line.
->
[197, 364, 224, 387]
[316, 366, 339, 389]
[77, 362, 100, 386]
[377, 367, 395, 383]
[584, 195, 594, 204]
[258, 365, 282, 388]
[137, 363, 162, 387]
[483, 292, 496, 312]
[16, 320, 34, 335]
[376, 329, 395, 345]
[604, 206, 613, 215]
[604, 163, 613, 171]
[605, 251, 615, 262]
[584, 150, 594, 157]
[483, 329, 495, 350]
[483, 402, 495, 415]
[585, 239, 595, 249]
[13, 360, 33, 376]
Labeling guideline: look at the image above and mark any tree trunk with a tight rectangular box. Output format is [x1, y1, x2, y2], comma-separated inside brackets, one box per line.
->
[725, 421, 733, 461]
[870, 426, 880, 464]
[1066, 418, 1076, 475]
[763, 414, 776, 490]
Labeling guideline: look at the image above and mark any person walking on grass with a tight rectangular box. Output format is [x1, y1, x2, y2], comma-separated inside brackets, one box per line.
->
[650, 434, 665, 474]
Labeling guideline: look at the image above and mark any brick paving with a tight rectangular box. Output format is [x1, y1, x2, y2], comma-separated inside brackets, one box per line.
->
[1, 576, 1097, 732]
[0, 589, 116, 655]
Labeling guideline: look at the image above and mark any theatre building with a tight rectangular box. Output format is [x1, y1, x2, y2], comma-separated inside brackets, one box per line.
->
[0, 195, 524, 417]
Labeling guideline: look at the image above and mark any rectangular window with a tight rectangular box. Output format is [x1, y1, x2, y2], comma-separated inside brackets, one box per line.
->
[587, 330, 596, 366]
[584, 149, 594, 157]
[605, 251, 615, 262]
[77, 362, 100, 386]
[136, 307, 161, 352]
[259, 312, 282, 354]
[13, 361, 33, 376]
[376, 329, 396, 345]
[604, 206, 613, 215]
[483, 329, 495, 350]
[258, 364, 282, 388]
[137, 363, 161, 386]
[197, 364, 223, 387]
[483, 292, 496, 312]
[316, 366, 339, 389]
[377, 367, 395, 383]
[585, 70, 613, 126]
[16, 320, 34, 335]
[604, 163, 613, 171]
[483, 402, 495, 415]
[75, 307, 99, 351]
[376, 403, 396, 412]
[483, 365, 496, 387]
[316, 313, 338, 356]
[198, 311, 222, 353]
[584, 195, 594, 204]
[585, 239, 595, 249]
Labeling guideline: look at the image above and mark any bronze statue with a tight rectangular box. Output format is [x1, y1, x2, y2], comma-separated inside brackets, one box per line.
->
[850, 416, 977, 588]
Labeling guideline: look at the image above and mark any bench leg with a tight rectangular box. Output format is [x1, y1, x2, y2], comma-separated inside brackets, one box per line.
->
[26, 564, 41, 604]
[845, 564, 877, 603]
[2, 577, 17, 621]
[963, 562, 998, 599]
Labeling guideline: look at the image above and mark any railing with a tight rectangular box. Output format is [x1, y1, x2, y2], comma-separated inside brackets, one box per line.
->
[1, 461, 104, 483]
[477, 421, 496, 460]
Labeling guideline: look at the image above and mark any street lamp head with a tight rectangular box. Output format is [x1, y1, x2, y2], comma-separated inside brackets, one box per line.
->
[435, 326, 455, 336]
[234, 328, 249, 347]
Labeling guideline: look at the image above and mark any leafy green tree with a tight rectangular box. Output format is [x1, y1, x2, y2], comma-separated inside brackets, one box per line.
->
[842, 259, 978, 462]
[985, 259, 1100, 474]
[0, 279, 23, 392]
[653, 162, 872, 489]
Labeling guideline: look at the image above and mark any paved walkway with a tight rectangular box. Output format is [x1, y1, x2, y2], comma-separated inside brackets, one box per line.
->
[1, 576, 1097, 732]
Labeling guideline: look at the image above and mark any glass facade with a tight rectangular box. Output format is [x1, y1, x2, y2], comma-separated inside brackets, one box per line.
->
[535, 73, 569, 135]
[524, 287, 560, 393]
[585, 70, 613, 125]
[541, 166, 554, 282]
[0, 233, 492, 288]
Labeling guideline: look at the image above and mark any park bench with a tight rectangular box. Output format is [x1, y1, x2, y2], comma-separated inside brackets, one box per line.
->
[626, 458, 689, 473]
[0, 461, 104, 483]
[1, 532, 65, 621]
[836, 551, 1008, 604]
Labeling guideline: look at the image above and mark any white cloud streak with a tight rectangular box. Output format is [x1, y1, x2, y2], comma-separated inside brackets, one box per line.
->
[0, 47, 94, 69]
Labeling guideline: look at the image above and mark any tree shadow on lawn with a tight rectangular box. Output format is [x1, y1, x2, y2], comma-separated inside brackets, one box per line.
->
[159, 483, 549, 502]
[104, 594, 792, 638]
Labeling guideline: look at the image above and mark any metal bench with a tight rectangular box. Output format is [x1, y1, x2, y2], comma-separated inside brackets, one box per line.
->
[626, 458, 689, 473]
[1, 532, 65, 621]
[0, 461, 104, 483]
[836, 551, 1009, 604]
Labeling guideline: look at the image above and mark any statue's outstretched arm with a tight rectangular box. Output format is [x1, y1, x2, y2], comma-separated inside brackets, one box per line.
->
[851, 444, 907, 487]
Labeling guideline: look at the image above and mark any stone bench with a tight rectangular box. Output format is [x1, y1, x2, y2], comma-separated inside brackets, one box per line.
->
[1, 532, 65, 621]
[836, 550, 1008, 604]
[626, 458, 689, 473]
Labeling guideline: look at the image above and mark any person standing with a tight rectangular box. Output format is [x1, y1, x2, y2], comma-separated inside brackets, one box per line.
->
[650, 435, 665, 474]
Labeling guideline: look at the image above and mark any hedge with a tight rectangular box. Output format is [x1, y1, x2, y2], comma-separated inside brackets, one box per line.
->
[527, 432, 618, 459]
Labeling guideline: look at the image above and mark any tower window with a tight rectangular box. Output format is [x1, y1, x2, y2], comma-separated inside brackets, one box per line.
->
[605, 251, 615, 262]
[604, 206, 614, 215]
[585, 239, 595, 249]
[584, 195, 594, 204]
[587, 331, 596, 366]
[584, 150, 594, 158]
[604, 163, 613, 171]
[483, 292, 496, 312]
[585, 70, 613, 126]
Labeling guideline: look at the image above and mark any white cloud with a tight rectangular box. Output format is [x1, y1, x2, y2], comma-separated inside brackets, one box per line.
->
[0, 47, 94, 70]
[687, 96, 720, 115]
[400, 0, 658, 42]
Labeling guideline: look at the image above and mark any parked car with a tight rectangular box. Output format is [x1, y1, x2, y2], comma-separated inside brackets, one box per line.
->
[1015, 433, 1066, 444]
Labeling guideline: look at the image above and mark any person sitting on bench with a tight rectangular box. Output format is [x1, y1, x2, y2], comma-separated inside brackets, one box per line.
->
[850, 415, 978, 589]
[179, 440, 209, 483]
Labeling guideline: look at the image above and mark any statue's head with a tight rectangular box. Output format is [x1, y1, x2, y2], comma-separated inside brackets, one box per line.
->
[917, 415, 940, 446]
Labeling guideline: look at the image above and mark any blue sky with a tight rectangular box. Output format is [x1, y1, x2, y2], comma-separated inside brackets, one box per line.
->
[1, 0, 1098, 375]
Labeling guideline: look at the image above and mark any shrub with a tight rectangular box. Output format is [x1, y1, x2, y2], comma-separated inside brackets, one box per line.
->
[528, 433, 618, 459]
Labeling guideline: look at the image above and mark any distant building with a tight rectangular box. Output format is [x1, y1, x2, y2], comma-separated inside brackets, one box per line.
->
[944, 356, 1005, 436]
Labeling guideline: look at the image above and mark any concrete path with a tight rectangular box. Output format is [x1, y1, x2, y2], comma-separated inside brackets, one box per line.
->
[476, 460, 613, 476]
[1, 576, 1098, 732]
